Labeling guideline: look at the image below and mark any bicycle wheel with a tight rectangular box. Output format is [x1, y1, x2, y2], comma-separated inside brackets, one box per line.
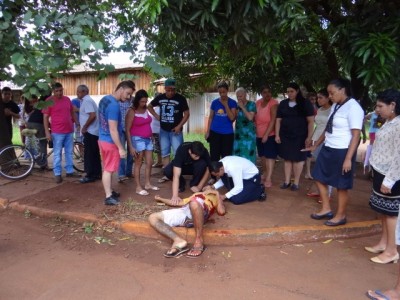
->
[73, 141, 85, 172]
[0, 145, 35, 180]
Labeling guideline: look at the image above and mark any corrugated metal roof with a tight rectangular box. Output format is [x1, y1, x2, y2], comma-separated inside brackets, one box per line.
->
[64, 63, 144, 74]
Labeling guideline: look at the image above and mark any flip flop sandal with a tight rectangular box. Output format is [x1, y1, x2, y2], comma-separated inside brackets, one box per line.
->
[163, 245, 190, 258]
[136, 190, 149, 196]
[186, 245, 207, 258]
[158, 176, 169, 183]
[366, 290, 390, 300]
[145, 185, 160, 191]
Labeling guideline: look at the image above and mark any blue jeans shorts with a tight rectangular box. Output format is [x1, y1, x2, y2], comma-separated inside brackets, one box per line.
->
[131, 136, 153, 152]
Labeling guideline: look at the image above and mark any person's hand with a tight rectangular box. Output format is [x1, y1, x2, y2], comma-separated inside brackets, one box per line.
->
[202, 185, 213, 192]
[4, 108, 12, 116]
[129, 146, 137, 157]
[172, 125, 182, 134]
[219, 194, 227, 201]
[119, 148, 127, 159]
[217, 204, 226, 216]
[81, 126, 88, 134]
[190, 186, 200, 193]
[170, 195, 182, 206]
[220, 98, 229, 108]
[363, 136, 367, 144]
[380, 184, 391, 194]
[261, 135, 268, 143]
[342, 158, 352, 174]
[45, 131, 52, 141]
[305, 138, 312, 148]
[275, 136, 281, 144]
[301, 145, 316, 152]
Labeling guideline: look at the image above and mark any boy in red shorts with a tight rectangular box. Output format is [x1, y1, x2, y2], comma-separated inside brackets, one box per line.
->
[98, 81, 135, 205]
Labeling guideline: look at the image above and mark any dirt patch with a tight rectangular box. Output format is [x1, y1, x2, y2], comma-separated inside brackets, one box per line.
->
[0, 209, 394, 300]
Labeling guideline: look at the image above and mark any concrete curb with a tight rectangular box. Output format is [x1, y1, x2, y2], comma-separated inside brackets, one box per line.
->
[1, 199, 381, 246]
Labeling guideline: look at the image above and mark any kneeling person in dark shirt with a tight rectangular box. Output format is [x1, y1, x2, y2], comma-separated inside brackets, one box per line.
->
[163, 141, 212, 204]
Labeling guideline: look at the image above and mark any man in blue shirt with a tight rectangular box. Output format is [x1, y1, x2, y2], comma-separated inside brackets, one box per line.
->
[98, 81, 135, 205]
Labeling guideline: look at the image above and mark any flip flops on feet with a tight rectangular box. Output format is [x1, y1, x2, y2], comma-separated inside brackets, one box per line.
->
[136, 190, 149, 196]
[186, 245, 207, 258]
[163, 245, 190, 258]
[158, 176, 169, 183]
[145, 185, 160, 191]
[366, 290, 391, 300]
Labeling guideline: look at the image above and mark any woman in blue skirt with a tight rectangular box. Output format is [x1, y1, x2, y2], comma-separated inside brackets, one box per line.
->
[306, 78, 364, 226]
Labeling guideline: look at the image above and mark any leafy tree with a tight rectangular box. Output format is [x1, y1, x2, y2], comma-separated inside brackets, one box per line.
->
[135, 0, 400, 107]
[0, 0, 140, 96]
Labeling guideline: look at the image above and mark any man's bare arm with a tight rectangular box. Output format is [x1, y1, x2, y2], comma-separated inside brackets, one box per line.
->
[154, 195, 185, 207]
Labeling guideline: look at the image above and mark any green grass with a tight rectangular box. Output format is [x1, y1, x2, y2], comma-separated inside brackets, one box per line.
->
[184, 133, 209, 151]
[12, 125, 22, 145]
[12, 124, 370, 148]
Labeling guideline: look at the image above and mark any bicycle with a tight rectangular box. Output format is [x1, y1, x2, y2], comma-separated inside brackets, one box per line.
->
[0, 129, 85, 180]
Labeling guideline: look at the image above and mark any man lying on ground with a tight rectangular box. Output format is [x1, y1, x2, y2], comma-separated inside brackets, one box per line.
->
[149, 190, 226, 258]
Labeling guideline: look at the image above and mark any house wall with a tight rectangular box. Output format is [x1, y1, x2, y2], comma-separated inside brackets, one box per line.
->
[56, 69, 152, 96]
[186, 92, 238, 133]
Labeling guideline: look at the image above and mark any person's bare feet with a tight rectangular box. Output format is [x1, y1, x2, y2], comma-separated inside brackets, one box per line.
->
[367, 289, 400, 300]
[164, 240, 189, 257]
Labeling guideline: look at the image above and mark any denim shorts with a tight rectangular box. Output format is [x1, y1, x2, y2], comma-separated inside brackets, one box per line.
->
[160, 128, 183, 157]
[131, 136, 153, 152]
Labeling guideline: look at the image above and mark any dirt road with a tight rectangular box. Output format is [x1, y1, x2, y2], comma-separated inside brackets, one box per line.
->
[0, 210, 396, 300]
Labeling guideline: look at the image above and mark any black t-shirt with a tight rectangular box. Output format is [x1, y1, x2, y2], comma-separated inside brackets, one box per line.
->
[3, 100, 20, 137]
[172, 142, 212, 169]
[28, 108, 44, 124]
[150, 92, 189, 131]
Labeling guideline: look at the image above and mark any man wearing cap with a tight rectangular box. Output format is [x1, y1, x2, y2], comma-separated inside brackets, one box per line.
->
[148, 78, 190, 169]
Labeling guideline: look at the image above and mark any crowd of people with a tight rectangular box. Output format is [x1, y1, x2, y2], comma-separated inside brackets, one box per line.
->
[2, 79, 400, 268]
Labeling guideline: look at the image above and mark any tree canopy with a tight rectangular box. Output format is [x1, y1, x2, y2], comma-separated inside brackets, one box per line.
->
[135, 0, 400, 105]
[0, 0, 139, 96]
[1, 0, 400, 107]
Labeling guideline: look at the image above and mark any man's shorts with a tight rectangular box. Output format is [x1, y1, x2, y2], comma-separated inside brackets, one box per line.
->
[160, 128, 183, 157]
[98, 141, 120, 172]
[162, 197, 210, 228]
[131, 136, 153, 152]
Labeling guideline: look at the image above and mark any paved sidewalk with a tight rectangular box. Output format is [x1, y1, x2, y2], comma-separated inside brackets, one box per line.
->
[0, 143, 380, 245]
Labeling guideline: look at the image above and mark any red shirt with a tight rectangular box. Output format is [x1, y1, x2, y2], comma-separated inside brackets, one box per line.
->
[42, 96, 74, 134]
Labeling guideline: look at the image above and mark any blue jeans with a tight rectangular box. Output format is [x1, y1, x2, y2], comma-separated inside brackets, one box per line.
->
[118, 132, 133, 177]
[52, 132, 74, 176]
[160, 128, 183, 157]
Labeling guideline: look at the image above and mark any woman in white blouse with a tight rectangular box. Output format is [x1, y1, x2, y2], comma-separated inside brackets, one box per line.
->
[364, 89, 400, 265]
[306, 88, 332, 198]
[306, 78, 364, 226]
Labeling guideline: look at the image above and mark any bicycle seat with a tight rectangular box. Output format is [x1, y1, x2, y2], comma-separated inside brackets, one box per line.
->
[21, 128, 38, 137]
